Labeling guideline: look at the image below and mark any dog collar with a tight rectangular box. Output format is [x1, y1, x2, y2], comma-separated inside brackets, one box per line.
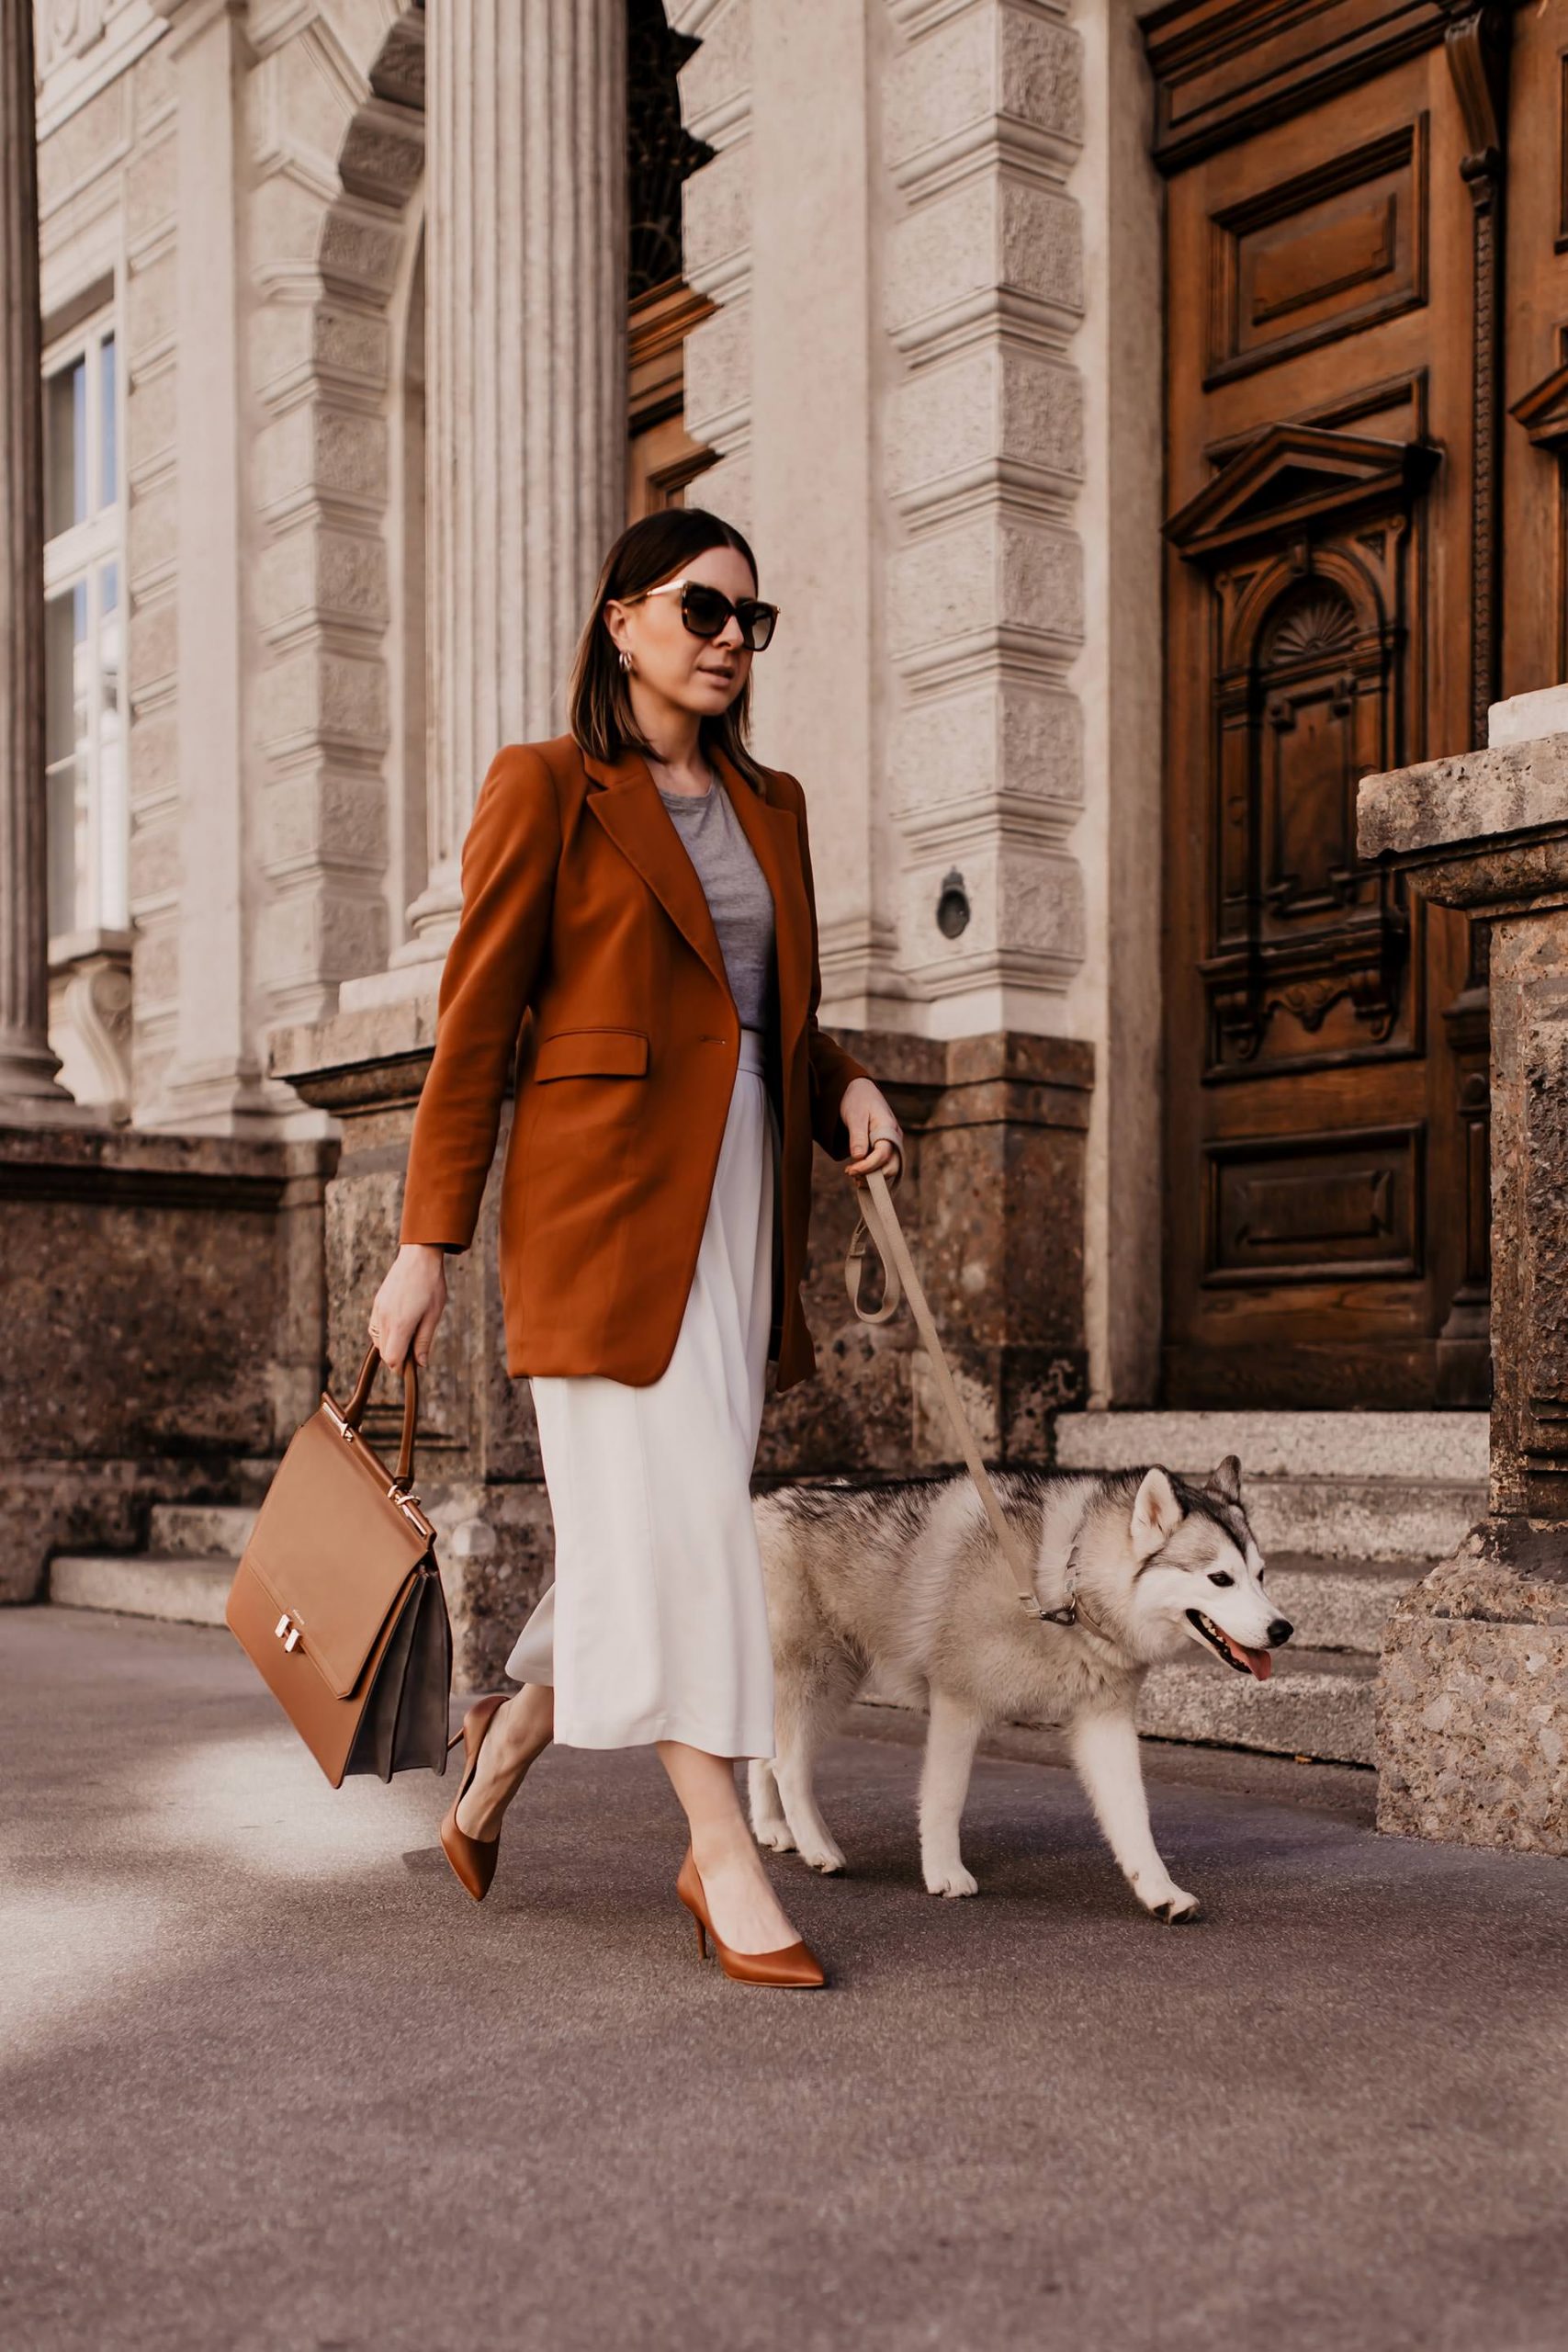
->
[1038, 1538, 1117, 1646]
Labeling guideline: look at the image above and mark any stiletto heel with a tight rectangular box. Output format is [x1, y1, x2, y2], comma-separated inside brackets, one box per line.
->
[438, 1693, 510, 1903]
[675, 1845, 827, 1988]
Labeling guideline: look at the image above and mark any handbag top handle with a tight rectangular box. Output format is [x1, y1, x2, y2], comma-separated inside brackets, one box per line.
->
[338, 1340, 420, 1487]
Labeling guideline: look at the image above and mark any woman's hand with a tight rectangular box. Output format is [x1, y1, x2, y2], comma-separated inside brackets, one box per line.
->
[367, 1243, 449, 1372]
[840, 1077, 905, 1190]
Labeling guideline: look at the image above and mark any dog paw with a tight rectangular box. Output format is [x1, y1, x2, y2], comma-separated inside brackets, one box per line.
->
[752, 1820, 797, 1854]
[924, 1863, 979, 1898]
[799, 1840, 846, 1874]
[1147, 1887, 1203, 1925]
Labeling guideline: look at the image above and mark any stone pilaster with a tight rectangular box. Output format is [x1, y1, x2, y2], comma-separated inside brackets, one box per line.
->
[119, 35, 183, 1112]
[881, 0, 1087, 1032]
[1359, 710, 1568, 1853]
[391, 0, 627, 967]
[141, 0, 268, 1131]
[0, 0, 81, 1117]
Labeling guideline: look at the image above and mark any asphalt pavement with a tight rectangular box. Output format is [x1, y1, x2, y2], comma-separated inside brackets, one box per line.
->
[4, 1605, 1567, 2352]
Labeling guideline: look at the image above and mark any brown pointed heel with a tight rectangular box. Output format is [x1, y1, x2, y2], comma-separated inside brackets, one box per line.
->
[675, 1846, 827, 1988]
[439, 1693, 509, 1902]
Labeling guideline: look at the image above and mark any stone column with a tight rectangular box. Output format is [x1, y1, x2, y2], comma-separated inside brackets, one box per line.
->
[0, 0, 78, 1118]
[389, 0, 627, 970]
[1359, 695, 1568, 1854]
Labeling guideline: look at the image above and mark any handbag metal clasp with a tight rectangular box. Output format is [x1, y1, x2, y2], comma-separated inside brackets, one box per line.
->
[389, 1485, 434, 1540]
[274, 1610, 304, 1653]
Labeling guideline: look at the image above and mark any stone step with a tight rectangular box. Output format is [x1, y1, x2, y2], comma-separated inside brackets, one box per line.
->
[49, 1553, 232, 1629]
[1135, 1647, 1373, 1768]
[147, 1502, 256, 1559]
[1054, 1410, 1486, 1560]
[1260, 1554, 1417, 1655]
[863, 1645, 1374, 1768]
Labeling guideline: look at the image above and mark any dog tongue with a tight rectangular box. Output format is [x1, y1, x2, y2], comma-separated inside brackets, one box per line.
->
[1240, 1645, 1272, 1682]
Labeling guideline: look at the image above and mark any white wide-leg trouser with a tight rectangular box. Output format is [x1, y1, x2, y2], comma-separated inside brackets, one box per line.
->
[504, 1026, 780, 1758]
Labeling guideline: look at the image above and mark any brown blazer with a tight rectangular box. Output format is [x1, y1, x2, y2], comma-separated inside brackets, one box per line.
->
[398, 731, 874, 1395]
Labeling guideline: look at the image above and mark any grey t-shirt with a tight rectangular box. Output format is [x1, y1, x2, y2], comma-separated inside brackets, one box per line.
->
[657, 775, 778, 1034]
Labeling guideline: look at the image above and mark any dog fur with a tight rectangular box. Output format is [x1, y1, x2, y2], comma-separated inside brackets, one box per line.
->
[747, 1458, 1292, 1922]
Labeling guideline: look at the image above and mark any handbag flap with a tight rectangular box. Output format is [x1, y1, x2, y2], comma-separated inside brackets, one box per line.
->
[241, 1404, 432, 1700]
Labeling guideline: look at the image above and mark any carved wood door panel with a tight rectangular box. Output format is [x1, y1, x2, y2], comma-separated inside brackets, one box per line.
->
[1149, 3, 1514, 1408]
[1504, 0, 1568, 695]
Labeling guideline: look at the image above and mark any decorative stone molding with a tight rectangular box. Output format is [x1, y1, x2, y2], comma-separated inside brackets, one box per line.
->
[36, 0, 102, 70]
[34, 0, 108, 77]
[48, 930, 134, 1112]
[882, 0, 1087, 1019]
[32, 2, 162, 141]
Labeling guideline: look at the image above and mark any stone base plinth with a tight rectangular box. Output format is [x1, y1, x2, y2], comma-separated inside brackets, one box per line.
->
[1377, 1527, 1568, 1854]
[423, 1478, 558, 1693]
[0, 1122, 335, 1602]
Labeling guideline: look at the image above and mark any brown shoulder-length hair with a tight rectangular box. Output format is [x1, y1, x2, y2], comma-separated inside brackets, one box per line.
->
[567, 508, 773, 798]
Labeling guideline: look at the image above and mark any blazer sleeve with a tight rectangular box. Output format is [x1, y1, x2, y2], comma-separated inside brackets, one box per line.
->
[781, 769, 874, 1161]
[398, 743, 561, 1252]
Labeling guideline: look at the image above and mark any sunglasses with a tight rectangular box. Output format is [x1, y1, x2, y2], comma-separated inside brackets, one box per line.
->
[621, 576, 780, 651]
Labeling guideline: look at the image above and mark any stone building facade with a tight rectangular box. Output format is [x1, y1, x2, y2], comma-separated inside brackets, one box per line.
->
[9, 0, 1568, 1851]
[27, 0, 1162, 1362]
[10, 0, 1157, 1527]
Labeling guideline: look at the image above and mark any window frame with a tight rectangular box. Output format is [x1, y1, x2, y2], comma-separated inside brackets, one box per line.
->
[41, 304, 125, 946]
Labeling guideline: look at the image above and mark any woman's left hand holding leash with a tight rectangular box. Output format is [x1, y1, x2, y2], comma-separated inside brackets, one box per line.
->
[840, 1077, 905, 1191]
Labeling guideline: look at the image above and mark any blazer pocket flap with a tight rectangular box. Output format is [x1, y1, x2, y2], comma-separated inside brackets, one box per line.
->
[535, 1027, 649, 1081]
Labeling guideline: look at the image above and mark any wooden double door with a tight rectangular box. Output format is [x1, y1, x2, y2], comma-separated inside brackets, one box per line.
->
[1151, 0, 1568, 1408]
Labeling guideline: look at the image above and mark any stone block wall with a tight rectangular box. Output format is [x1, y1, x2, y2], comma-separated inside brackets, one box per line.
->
[1378, 1534, 1568, 1856]
[0, 1120, 333, 1604]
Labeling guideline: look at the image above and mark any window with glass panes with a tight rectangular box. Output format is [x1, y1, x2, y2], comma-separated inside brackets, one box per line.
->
[43, 316, 124, 941]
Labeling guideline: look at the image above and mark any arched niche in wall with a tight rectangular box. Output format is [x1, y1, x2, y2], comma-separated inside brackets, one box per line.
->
[251, 2, 427, 1009]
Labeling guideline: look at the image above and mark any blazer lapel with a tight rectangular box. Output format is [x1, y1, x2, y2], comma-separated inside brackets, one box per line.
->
[583, 741, 810, 1071]
[583, 744, 730, 1001]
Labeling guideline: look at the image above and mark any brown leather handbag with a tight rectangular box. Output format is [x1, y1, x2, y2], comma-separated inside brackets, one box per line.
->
[226, 1341, 452, 1787]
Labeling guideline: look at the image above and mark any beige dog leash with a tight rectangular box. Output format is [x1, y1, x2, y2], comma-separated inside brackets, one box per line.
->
[843, 1164, 1078, 1631]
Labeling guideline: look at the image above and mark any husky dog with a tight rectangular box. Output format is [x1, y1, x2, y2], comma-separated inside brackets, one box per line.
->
[747, 1457, 1292, 1923]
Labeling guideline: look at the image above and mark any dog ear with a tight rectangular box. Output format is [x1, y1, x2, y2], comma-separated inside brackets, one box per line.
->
[1205, 1454, 1243, 1507]
[1131, 1466, 1184, 1561]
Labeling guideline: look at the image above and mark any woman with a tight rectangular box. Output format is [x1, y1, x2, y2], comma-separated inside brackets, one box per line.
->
[367, 508, 904, 1987]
